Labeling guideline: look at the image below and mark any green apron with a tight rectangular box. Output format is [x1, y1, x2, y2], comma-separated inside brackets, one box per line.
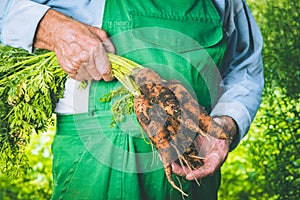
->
[52, 0, 226, 199]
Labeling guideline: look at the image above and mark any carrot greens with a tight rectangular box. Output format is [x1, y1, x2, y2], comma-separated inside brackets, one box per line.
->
[0, 45, 141, 176]
[0, 45, 66, 176]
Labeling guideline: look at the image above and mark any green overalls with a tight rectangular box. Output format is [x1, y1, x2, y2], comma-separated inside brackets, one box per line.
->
[52, 0, 226, 199]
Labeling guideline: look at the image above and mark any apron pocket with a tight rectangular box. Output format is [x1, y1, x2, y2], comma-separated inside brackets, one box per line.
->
[131, 13, 223, 53]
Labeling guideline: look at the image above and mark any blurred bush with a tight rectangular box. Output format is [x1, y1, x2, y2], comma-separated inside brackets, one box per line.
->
[219, 0, 300, 199]
[0, 128, 54, 200]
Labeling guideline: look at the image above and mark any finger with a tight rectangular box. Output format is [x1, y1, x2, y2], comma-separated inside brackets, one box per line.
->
[86, 26, 115, 80]
[171, 162, 185, 176]
[84, 45, 102, 80]
[194, 135, 217, 157]
[77, 64, 93, 81]
[92, 26, 109, 42]
[102, 38, 116, 53]
[62, 62, 78, 75]
[185, 153, 220, 180]
[101, 66, 114, 82]
[75, 73, 84, 82]
[93, 44, 113, 81]
[56, 48, 81, 74]
[171, 162, 191, 177]
[68, 72, 77, 80]
[91, 26, 115, 53]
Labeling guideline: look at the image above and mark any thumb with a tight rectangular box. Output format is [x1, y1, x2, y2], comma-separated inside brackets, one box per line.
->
[102, 38, 116, 54]
[92, 26, 116, 53]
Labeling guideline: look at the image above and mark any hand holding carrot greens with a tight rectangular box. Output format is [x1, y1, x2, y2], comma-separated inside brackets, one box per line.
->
[34, 9, 115, 81]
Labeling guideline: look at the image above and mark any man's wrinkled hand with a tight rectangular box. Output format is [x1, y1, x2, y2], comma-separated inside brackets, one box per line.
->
[172, 116, 237, 180]
[34, 9, 115, 82]
[172, 134, 230, 180]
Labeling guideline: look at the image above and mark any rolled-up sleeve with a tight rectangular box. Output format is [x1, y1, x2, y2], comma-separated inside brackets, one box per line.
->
[210, 0, 264, 150]
[0, 0, 50, 52]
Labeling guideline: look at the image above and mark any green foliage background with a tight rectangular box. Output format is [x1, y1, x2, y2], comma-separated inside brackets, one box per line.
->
[0, 127, 54, 199]
[219, 0, 300, 199]
[0, 0, 299, 199]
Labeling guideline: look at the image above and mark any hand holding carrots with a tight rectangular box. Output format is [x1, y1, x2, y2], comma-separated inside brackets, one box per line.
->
[172, 132, 230, 180]
[34, 9, 115, 81]
[172, 116, 237, 180]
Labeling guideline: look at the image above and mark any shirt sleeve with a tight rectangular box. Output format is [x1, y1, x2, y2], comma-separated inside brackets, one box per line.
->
[210, 0, 264, 150]
[0, 0, 50, 52]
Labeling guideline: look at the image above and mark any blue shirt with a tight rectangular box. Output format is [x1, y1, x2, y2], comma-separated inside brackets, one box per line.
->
[0, 0, 264, 150]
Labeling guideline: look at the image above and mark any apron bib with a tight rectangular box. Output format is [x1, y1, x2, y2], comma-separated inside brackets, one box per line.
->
[52, 0, 226, 199]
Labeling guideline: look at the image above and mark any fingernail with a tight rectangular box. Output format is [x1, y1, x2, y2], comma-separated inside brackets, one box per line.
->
[103, 74, 113, 82]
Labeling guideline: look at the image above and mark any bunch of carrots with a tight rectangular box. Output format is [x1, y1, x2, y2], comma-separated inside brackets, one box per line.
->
[107, 54, 229, 196]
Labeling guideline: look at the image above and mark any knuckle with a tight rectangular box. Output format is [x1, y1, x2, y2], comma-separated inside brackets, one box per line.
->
[94, 28, 108, 39]
[80, 37, 102, 53]
[75, 52, 89, 64]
